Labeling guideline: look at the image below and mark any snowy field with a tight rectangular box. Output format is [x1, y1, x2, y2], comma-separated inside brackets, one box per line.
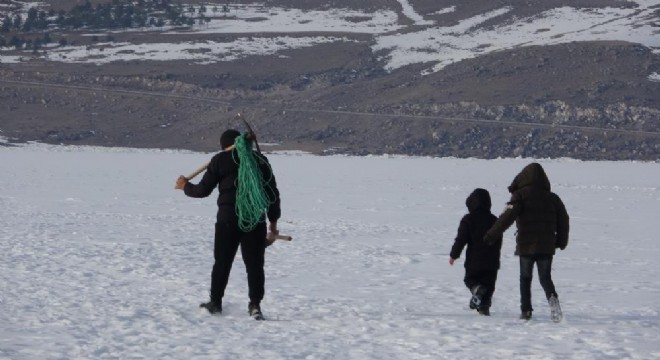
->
[1, 142, 659, 359]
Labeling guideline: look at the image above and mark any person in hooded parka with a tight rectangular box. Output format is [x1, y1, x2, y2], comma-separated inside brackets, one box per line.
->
[484, 162, 569, 321]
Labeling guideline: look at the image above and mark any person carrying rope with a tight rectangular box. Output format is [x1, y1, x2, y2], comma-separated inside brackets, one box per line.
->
[175, 129, 281, 320]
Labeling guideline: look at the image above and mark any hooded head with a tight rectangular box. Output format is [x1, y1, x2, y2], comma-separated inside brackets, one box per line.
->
[220, 129, 241, 149]
[466, 188, 492, 213]
[508, 162, 551, 193]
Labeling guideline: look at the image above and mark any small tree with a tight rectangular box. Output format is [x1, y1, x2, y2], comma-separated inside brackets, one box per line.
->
[27, 7, 38, 22]
[36, 10, 48, 30]
[55, 12, 65, 26]
[22, 19, 32, 32]
[10, 35, 23, 49]
[12, 14, 22, 30]
[32, 39, 42, 54]
[1, 16, 11, 32]
[135, 14, 147, 28]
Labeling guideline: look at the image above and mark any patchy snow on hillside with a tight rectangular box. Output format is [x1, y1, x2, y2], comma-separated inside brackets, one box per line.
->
[1, 1, 658, 73]
[375, 4, 660, 73]
[43, 36, 355, 65]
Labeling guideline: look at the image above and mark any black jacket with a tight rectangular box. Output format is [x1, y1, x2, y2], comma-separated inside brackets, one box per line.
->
[450, 188, 502, 271]
[184, 149, 281, 223]
[486, 162, 569, 256]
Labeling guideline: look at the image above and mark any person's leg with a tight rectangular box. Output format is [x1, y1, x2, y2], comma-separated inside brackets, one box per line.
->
[463, 270, 479, 292]
[469, 270, 495, 315]
[240, 222, 267, 305]
[536, 255, 563, 321]
[481, 270, 498, 309]
[536, 255, 558, 299]
[210, 221, 241, 303]
[464, 269, 484, 310]
[519, 256, 535, 313]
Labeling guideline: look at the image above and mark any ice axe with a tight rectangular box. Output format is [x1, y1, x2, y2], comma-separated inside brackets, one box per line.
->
[236, 112, 261, 153]
[266, 232, 293, 246]
[181, 114, 258, 181]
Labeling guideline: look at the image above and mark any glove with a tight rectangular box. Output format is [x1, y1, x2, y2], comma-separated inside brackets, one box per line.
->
[265, 237, 276, 247]
[483, 232, 496, 245]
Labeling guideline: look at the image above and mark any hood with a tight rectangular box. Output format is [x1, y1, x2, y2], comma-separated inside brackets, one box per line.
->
[466, 188, 492, 213]
[508, 162, 551, 193]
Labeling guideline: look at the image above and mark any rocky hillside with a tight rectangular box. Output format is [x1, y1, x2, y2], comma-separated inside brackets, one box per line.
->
[1, 0, 659, 160]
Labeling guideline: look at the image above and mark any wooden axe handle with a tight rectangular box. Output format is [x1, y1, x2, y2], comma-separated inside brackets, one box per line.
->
[267, 233, 292, 241]
[186, 162, 210, 180]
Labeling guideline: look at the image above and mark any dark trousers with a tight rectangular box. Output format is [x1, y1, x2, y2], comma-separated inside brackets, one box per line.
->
[464, 269, 498, 308]
[519, 254, 558, 312]
[210, 207, 266, 304]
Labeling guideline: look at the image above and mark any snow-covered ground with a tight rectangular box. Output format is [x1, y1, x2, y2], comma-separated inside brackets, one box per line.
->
[1, 0, 659, 77]
[1, 142, 659, 359]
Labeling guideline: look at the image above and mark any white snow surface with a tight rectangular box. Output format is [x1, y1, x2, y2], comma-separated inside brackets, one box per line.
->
[1, 0, 659, 74]
[1, 142, 659, 359]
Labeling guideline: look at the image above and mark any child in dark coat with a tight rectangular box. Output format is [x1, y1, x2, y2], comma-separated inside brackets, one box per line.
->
[449, 188, 502, 316]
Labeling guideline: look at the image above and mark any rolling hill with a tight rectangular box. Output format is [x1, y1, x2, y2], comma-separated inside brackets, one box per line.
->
[1, 0, 659, 159]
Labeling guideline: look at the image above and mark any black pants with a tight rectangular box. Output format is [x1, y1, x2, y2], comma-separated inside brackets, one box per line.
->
[519, 254, 558, 312]
[464, 269, 498, 308]
[210, 206, 266, 304]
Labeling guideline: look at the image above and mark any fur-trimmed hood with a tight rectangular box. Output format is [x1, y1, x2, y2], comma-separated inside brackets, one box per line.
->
[508, 162, 551, 193]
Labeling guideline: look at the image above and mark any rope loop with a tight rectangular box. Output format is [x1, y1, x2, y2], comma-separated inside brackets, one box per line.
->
[233, 133, 275, 232]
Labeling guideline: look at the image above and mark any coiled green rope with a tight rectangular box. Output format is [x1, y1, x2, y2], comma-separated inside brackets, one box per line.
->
[233, 133, 275, 232]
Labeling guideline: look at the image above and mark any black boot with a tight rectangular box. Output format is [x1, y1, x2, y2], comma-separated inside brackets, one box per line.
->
[520, 310, 532, 320]
[470, 284, 487, 309]
[248, 301, 264, 320]
[548, 294, 563, 323]
[200, 300, 222, 314]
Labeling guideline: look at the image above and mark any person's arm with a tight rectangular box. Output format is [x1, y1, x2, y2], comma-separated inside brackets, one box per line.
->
[484, 194, 522, 244]
[259, 154, 281, 224]
[449, 216, 470, 265]
[176, 157, 219, 198]
[258, 154, 281, 246]
[555, 194, 569, 250]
